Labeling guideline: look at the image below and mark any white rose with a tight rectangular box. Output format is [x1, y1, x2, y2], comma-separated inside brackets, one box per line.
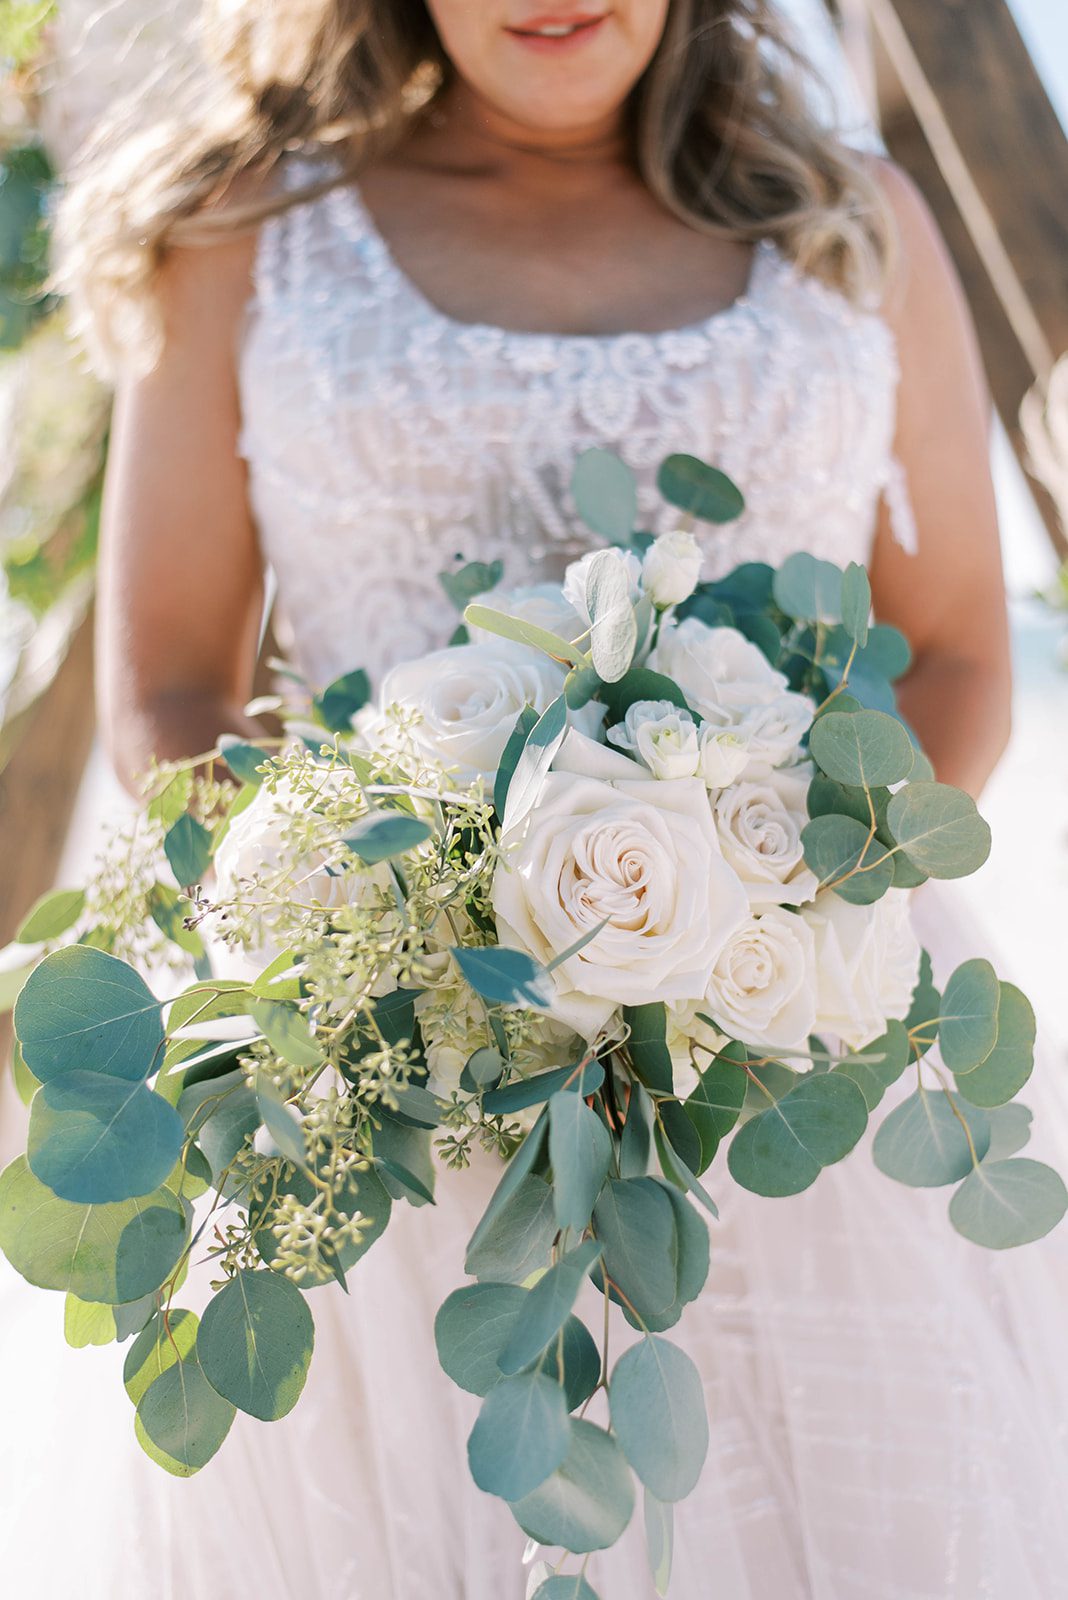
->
[562, 547, 642, 624]
[492, 770, 748, 1039]
[802, 888, 922, 1051]
[607, 700, 701, 780]
[470, 582, 585, 646]
[650, 619, 814, 774]
[666, 1002, 728, 1099]
[375, 640, 601, 784]
[702, 906, 818, 1054]
[712, 764, 819, 907]
[641, 529, 703, 608]
[696, 725, 751, 788]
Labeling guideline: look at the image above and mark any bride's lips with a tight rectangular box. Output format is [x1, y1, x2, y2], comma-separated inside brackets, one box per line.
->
[504, 12, 610, 53]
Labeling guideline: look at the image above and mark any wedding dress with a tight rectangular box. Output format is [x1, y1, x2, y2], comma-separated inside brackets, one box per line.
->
[3, 150, 1068, 1600]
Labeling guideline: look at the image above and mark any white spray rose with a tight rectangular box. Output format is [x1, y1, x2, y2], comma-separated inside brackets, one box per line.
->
[607, 700, 702, 781]
[562, 547, 642, 624]
[702, 906, 818, 1054]
[641, 529, 703, 608]
[470, 582, 586, 647]
[372, 640, 601, 784]
[492, 763, 748, 1039]
[712, 764, 819, 907]
[802, 888, 922, 1051]
[212, 773, 390, 970]
[696, 725, 752, 788]
[650, 619, 814, 775]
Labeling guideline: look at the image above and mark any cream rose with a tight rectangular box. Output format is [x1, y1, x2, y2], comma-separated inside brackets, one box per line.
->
[492, 767, 748, 1039]
[712, 763, 819, 907]
[607, 700, 702, 780]
[373, 640, 600, 783]
[470, 582, 586, 646]
[650, 618, 813, 774]
[802, 888, 922, 1051]
[701, 906, 818, 1053]
[641, 529, 703, 608]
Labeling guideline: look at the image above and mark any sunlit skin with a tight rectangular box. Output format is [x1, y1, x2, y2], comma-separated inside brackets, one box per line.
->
[98, 3, 1011, 800]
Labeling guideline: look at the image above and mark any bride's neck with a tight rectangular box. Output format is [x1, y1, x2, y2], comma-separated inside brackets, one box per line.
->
[409, 80, 635, 197]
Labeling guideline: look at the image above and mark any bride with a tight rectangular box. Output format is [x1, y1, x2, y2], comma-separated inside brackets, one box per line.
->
[3, 2, 1067, 1595]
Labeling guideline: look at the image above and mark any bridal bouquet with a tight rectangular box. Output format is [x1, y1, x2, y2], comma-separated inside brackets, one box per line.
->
[2, 449, 1063, 1596]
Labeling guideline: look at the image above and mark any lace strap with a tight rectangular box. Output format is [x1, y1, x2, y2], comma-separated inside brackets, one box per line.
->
[882, 454, 919, 556]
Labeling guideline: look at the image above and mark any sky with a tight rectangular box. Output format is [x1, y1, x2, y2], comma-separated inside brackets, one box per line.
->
[1009, 0, 1068, 130]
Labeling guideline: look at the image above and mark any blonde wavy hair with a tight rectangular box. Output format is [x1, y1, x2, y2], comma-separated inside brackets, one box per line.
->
[51, 0, 895, 380]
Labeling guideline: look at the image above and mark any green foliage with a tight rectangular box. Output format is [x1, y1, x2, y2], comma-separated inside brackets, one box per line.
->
[15, 887, 85, 943]
[872, 1090, 990, 1187]
[498, 1241, 602, 1375]
[468, 1371, 570, 1500]
[656, 454, 744, 524]
[164, 814, 213, 887]
[832, 1021, 909, 1111]
[509, 1419, 635, 1552]
[801, 814, 894, 904]
[64, 1293, 117, 1348]
[248, 1000, 323, 1068]
[123, 1309, 199, 1405]
[342, 811, 432, 863]
[609, 1336, 708, 1502]
[954, 984, 1035, 1108]
[623, 1003, 674, 1095]
[497, 694, 568, 829]
[549, 1092, 613, 1232]
[884, 783, 992, 879]
[644, 1489, 674, 1597]
[840, 562, 871, 647]
[572, 448, 638, 542]
[949, 1159, 1068, 1249]
[27, 1071, 184, 1203]
[0, 1155, 186, 1302]
[0, 140, 56, 348]
[583, 549, 638, 683]
[727, 1074, 868, 1197]
[482, 1060, 603, 1116]
[439, 558, 504, 613]
[198, 1268, 314, 1420]
[14, 946, 164, 1083]
[136, 1346, 236, 1476]
[453, 945, 552, 1008]
[809, 709, 915, 789]
[592, 1178, 678, 1326]
[467, 1174, 557, 1286]
[772, 552, 844, 622]
[464, 604, 586, 666]
[313, 668, 371, 732]
[217, 736, 269, 786]
[494, 704, 540, 818]
[599, 668, 692, 727]
[532, 1577, 601, 1600]
[938, 960, 1000, 1073]
[436, 1282, 528, 1394]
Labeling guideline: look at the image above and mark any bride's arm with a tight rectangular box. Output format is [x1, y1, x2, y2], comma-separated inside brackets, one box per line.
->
[96, 225, 266, 794]
[867, 161, 1012, 801]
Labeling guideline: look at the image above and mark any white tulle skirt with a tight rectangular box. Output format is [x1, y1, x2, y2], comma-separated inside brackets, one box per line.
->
[3, 885, 1068, 1600]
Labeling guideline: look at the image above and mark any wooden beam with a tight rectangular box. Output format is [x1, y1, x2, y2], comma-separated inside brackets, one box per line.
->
[865, 0, 1068, 559]
[0, 610, 96, 942]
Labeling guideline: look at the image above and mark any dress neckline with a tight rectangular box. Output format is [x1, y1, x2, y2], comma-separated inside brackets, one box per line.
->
[329, 175, 781, 348]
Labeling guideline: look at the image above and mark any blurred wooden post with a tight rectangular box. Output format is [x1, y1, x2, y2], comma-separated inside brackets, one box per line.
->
[863, 0, 1068, 559]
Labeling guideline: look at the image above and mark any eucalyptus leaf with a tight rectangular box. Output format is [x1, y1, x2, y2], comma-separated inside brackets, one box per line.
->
[217, 735, 269, 786]
[498, 1240, 602, 1375]
[509, 1419, 635, 1553]
[123, 1308, 199, 1405]
[684, 1044, 748, 1171]
[198, 1268, 314, 1421]
[454, 945, 552, 1008]
[500, 695, 569, 832]
[772, 552, 843, 622]
[532, 1576, 601, 1600]
[585, 549, 638, 683]
[955, 983, 1035, 1108]
[572, 448, 638, 541]
[549, 1092, 613, 1232]
[609, 1335, 708, 1501]
[494, 705, 540, 819]
[657, 454, 744, 524]
[872, 1089, 990, 1187]
[464, 604, 586, 667]
[624, 1003, 674, 1095]
[0, 1156, 187, 1303]
[840, 562, 871, 648]
[249, 1000, 323, 1068]
[164, 814, 213, 887]
[939, 960, 1000, 1073]
[465, 1113, 549, 1268]
[644, 1489, 674, 1597]
[467, 1173, 558, 1286]
[342, 811, 432, 865]
[64, 1294, 117, 1348]
[147, 883, 205, 959]
[801, 813, 894, 904]
[885, 783, 992, 879]
[727, 1074, 868, 1197]
[313, 668, 371, 732]
[14, 945, 164, 1084]
[483, 1060, 603, 1116]
[983, 1102, 1033, 1162]
[439, 558, 504, 613]
[136, 1348, 236, 1476]
[599, 667, 693, 727]
[435, 1282, 528, 1395]
[833, 1020, 909, 1111]
[255, 1081, 308, 1168]
[809, 709, 915, 789]
[949, 1158, 1067, 1249]
[28, 1071, 184, 1203]
[15, 887, 85, 944]
[619, 1082, 653, 1178]
[468, 1371, 570, 1500]
[592, 1178, 678, 1325]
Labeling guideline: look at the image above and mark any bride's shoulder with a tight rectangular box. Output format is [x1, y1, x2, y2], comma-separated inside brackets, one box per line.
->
[855, 153, 960, 331]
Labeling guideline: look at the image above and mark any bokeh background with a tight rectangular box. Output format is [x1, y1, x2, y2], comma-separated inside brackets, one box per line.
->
[1, 0, 1066, 1126]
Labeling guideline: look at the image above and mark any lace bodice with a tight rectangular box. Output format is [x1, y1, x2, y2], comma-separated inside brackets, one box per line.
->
[237, 151, 915, 689]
